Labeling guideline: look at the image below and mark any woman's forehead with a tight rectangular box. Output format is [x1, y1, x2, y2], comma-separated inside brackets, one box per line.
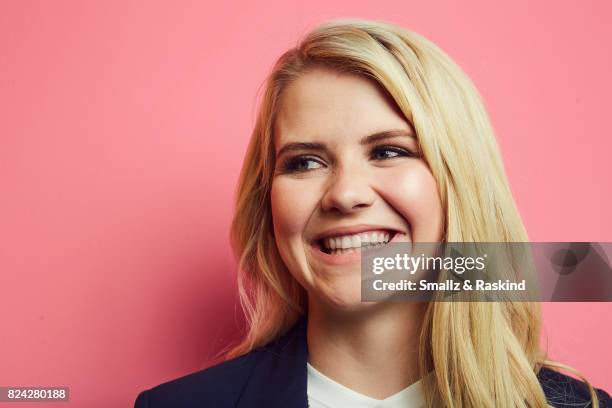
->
[274, 68, 411, 147]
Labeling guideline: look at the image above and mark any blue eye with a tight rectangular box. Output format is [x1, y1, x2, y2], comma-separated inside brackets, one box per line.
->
[371, 146, 413, 160]
[282, 156, 324, 173]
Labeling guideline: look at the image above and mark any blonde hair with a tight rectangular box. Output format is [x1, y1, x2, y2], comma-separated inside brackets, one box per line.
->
[227, 19, 599, 407]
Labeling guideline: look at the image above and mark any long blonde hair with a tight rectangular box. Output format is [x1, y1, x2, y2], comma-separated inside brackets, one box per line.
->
[227, 19, 598, 407]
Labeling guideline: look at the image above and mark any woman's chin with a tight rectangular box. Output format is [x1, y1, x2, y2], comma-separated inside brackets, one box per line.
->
[314, 283, 379, 312]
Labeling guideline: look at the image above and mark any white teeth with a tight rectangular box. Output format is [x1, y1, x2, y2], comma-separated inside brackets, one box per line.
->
[334, 237, 341, 248]
[341, 236, 351, 249]
[321, 231, 394, 250]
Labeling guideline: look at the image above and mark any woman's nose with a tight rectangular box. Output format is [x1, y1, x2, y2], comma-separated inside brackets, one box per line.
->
[320, 166, 376, 213]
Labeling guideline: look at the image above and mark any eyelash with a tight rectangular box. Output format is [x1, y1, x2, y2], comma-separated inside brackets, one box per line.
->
[280, 145, 418, 174]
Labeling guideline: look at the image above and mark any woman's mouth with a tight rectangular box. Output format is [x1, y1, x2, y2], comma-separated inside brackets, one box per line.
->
[315, 229, 407, 255]
[308, 227, 411, 265]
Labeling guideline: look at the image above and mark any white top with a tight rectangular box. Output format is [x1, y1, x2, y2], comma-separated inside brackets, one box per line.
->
[307, 362, 425, 408]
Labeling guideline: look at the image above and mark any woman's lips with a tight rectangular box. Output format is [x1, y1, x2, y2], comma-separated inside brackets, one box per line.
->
[309, 232, 410, 265]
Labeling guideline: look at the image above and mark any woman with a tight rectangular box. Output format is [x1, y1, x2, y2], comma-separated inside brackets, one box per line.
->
[135, 19, 610, 407]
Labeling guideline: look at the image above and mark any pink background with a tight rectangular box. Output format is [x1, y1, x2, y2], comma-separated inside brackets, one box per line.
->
[1, 1, 610, 406]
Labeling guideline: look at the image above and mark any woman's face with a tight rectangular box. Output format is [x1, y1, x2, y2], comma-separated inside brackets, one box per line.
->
[270, 68, 444, 310]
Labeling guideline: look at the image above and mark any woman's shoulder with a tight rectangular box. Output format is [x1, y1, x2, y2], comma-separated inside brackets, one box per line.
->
[134, 348, 265, 408]
[538, 366, 611, 407]
[134, 320, 308, 408]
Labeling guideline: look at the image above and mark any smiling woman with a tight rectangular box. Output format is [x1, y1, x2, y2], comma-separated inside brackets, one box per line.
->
[134, 19, 611, 408]
[271, 68, 443, 311]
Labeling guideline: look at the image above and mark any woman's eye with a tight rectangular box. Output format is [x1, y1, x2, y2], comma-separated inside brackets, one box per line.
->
[282, 156, 324, 173]
[371, 146, 414, 160]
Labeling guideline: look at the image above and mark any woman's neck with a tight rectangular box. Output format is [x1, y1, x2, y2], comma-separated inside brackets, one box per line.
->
[306, 297, 427, 399]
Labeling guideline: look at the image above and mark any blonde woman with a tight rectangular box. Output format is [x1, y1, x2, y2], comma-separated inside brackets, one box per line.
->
[135, 19, 610, 407]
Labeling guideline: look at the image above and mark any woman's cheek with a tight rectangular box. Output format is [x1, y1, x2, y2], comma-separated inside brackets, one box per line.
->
[270, 178, 318, 242]
[379, 163, 444, 241]
[270, 178, 323, 287]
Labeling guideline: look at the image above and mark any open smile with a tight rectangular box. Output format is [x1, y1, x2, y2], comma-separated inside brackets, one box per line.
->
[316, 229, 397, 254]
[309, 226, 410, 264]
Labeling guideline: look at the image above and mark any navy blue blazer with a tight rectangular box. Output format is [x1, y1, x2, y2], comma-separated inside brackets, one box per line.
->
[134, 317, 611, 407]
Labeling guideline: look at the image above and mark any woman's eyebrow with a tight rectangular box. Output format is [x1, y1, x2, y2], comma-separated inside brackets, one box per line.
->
[277, 142, 326, 158]
[276, 129, 414, 158]
[360, 129, 415, 144]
